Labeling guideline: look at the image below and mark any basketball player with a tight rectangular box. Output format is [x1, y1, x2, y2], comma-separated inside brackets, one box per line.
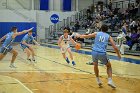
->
[20, 30, 40, 62]
[0, 27, 34, 68]
[78, 24, 121, 88]
[58, 29, 77, 66]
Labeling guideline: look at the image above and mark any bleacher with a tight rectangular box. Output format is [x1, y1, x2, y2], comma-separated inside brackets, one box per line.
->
[42, 3, 140, 56]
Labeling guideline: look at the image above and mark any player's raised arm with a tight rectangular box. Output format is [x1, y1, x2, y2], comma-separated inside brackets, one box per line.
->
[15, 27, 34, 36]
[109, 36, 121, 59]
[78, 32, 97, 38]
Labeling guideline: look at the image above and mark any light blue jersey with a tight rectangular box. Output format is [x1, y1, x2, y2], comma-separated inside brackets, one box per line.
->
[0, 32, 15, 54]
[21, 34, 34, 44]
[20, 34, 34, 50]
[92, 32, 110, 53]
[2, 32, 15, 48]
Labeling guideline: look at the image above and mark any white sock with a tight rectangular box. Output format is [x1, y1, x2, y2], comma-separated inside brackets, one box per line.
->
[96, 77, 100, 81]
[108, 77, 112, 82]
[10, 63, 15, 66]
[32, 57, 35, 60]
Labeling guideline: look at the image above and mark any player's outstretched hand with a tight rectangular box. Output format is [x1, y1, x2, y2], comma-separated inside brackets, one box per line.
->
[29, 27, 34, 31]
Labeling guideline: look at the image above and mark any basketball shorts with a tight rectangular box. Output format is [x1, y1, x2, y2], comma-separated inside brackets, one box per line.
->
[0, 46, 13, 55]
[20, 43, 29, 51]
[92, 51, 110, 65]
[61, 46, 70, 53]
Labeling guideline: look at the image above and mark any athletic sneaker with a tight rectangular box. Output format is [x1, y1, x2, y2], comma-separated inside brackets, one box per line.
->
[27, 59, 31, 62]
[9, 64, 17, 68]
[86, 62, 93, 65]
[32, 58, 36, 63]
[96, 78, 102, 87]
[72, 61, 76, 66]
[66, 57, 70, 64]
[108, 81, 116, 88]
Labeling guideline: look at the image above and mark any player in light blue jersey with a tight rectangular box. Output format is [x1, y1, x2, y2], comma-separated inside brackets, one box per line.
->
[0, 26, 34, 68]
[20, 30, 39, 62]
[78, 25, 121, 88]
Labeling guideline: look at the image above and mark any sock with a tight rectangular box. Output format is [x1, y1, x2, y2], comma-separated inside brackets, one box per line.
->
[108, 77, 112, 82]
[96, 77, 100, 81]
[32, 57, 35, 61]
[65, 57, 68, 60]
[10, 63, 15, 66]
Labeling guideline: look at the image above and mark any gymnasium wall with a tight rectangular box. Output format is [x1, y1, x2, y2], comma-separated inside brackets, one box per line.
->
[0, 0, 96, 40]
[0, 9, 37, 42]
[36, 11, 76, 39]
[78, 0, 93, 10]
[0, 0, 33, 10]
[0, 22, 37, 42]
[0, 9, 76, 40]
[0, 0, 96, 11]
[0, 10, 36, 22]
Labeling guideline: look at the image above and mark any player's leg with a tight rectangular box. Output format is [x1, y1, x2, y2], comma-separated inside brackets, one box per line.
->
[106, 62, 116, 88]
[9, 48, 18, 68]
[62, 53, 66, 59]
[0, 54, 6, 61]
[28, 47, 35, 61]
[106, 62, 112, 78]
[99, 53, 116, 88]
[61, 47, 70, 64]
[67, 48, 75, 65]
[24, 48, 31, 61]
[0, 47, 8, 61]
[20, 44, 31, 61]
[92, 51, 102, 86]
[67, 48, 73, 60]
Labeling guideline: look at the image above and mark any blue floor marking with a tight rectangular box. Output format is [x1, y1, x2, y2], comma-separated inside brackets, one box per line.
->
[41, 44, 140, 64]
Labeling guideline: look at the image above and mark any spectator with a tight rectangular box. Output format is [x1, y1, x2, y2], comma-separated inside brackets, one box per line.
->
[129, 30, 139, 50]
[122, 22, 128, 35]
[74, 19, 80, 32]
[130, 19, 137, 31]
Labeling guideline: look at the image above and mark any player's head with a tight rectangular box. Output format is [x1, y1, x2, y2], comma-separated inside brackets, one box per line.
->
[63, 29, 69, 36]
[11, 26, 17, 32]
[28, 30, 33, 36]
[101, 24, 108, 32]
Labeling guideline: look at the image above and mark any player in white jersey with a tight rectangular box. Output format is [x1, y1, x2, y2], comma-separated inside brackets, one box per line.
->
[58, 29, 77, 66]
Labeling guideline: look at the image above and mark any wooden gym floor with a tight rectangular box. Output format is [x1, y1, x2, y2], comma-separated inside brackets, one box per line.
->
[0, 44, 140, 93]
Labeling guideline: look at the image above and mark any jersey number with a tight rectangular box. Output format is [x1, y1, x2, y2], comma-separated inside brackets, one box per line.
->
[99, 36, 105, 42]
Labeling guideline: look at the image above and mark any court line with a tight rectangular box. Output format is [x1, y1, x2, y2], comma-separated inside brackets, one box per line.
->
[36, 55, 93, 74]
[36, 55, 140, 77]
[14, 78, 34, 93]
[41, 44, 140, 64]
[16, 48, 140, 77]
[15, 48, 93, 74]
[0, 75, 34, 93]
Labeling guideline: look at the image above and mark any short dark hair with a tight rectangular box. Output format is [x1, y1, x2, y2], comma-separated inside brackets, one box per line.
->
[101, 24, 108, 32]
[11, 26, 17, 31]
[28, 30, 33, 33]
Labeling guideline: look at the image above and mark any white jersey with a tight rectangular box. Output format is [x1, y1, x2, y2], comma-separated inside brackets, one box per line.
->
[60, 35, 71, 47]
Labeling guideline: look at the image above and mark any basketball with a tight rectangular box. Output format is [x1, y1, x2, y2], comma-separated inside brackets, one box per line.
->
[75, 43, 81, 50]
